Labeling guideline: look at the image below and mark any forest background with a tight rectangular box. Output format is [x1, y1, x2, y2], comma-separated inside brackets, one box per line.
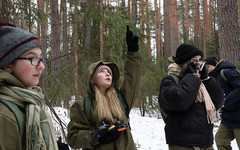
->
[1, 0, 240, 117]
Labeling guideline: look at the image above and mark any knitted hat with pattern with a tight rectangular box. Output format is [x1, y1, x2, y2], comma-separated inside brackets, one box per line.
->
[0, 20, 41, 68]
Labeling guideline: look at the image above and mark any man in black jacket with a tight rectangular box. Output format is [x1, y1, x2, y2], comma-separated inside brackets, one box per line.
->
[158, 44, 224, 150]
[205, 56, 240, 150]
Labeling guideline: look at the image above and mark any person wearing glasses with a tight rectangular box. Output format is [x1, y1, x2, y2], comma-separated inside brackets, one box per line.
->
[0, 20, 58, 150]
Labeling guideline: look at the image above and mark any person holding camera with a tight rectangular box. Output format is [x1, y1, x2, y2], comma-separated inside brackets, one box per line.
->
[158, 44, 224, 150]
[205, 56, 240, 150]
[67, 26, 142, 150]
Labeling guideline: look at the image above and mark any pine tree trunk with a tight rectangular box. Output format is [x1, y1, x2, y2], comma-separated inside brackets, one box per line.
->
[194, 0, 202, 50]
[154, 0, 159, 56]
[141, 0, 145, 43]
[73, 0, 79, 101]
[122, 0, 125, 7]
[164, 0, 170, 58]
[131, 0, 137, 26]
[20, 0, 27, 30]
[180, 0, 186, 43]
[185, 1, 189, 42]
[59, 1, 62, 35]
[203, 0, 208, 57]
[28, 0, 32, 32]
[39, 0, 48, 94]
[190, 0, 195, 40]
[218, 0, 240, 68]
[164, 0, 179, 58]
[239, 0, 240, 34]
[62, 0, 68, 64]
[128, 0, 131, 23]
[169, 0, 179, 55]
[37, 0, 40, 37]
[208, 0, 213, 42]
[100, 0, 104, 61]
[50, 0, 60, 74]
[62, 0, 69, 108]
[146, 0, 151, 57]
[85, 0, 91, 59]
[158, 0, 163, 57]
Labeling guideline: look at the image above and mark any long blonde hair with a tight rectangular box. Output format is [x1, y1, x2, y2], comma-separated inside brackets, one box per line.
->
[95, 86, 123, 123]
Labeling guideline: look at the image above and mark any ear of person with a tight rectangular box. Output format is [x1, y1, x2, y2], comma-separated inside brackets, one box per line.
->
[3, 65, 12, 74]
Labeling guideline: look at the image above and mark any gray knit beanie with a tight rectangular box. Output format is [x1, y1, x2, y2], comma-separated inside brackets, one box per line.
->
[0, 20, 42, 68]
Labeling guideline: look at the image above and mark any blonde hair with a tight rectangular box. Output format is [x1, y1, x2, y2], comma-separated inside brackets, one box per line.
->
[95, 86, 123, 123]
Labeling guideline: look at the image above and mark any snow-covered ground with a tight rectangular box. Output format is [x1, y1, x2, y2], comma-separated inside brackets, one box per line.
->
[130, 109, 238, 150]
[50, 107, 238, 150]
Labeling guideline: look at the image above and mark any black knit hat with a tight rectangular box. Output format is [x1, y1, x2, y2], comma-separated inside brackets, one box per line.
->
[205, 56, 219, 66]
[174, 44, 203, 64]
[0, 20, 41, 68]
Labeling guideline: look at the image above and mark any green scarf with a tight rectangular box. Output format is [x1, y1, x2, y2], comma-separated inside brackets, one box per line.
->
[0, 70, 58, 150]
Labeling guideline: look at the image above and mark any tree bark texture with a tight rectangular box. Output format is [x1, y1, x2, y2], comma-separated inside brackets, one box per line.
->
[218, 0, 240, 68]
[164, 0, 179, 58]
[50, 0, 61, 74]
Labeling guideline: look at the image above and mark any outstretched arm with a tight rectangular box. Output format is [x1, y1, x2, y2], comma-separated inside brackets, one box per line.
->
[121, 26, 142, 110]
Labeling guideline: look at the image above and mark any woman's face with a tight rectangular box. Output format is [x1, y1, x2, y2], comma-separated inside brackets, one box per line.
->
[4, 48, 45, 87]
[93, 66, 112, 92]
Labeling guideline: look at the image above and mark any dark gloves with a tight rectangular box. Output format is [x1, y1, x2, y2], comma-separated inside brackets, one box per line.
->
[186, 62, 197, 74]
[126, 25, 139, 52]
[92, 121, 128, 144]
[200, 65, 209, 80]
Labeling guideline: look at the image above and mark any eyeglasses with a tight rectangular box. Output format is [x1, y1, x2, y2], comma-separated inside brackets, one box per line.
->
[16, 57, 45, 66]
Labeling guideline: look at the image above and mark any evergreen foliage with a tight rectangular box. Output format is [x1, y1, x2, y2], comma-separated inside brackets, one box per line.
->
[1, 0, 230, 116]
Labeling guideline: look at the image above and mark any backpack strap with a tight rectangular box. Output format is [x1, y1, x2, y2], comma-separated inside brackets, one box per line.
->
[220, 69, 227, 81]
[118, 93, 129, 119]
[0, 99, 25, 138]
[84, 95, 92, 121]
[169, 74, 179, 84]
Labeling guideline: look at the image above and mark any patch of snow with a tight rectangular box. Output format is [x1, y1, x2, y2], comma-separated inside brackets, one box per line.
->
[50, 107, 238, 150]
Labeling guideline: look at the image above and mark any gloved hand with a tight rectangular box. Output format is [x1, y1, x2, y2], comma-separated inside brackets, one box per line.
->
[186, 62, 197, 74]
[126, 25, 139, 52]
[200, 65, 208, 80]
[92, 121, 128, 144]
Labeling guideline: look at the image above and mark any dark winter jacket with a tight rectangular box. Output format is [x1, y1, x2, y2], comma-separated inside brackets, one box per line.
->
[159, 73, 224, 148]
[67, 52, 142, 150]
[209, 60, 240, 128]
